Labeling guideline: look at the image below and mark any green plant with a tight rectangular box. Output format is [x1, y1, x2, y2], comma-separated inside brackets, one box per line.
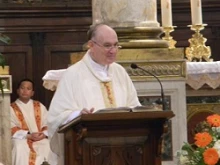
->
[0, 33, 11, 95]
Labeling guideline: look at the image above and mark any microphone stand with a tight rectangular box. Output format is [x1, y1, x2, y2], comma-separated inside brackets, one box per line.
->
[131, 63, 167, 111]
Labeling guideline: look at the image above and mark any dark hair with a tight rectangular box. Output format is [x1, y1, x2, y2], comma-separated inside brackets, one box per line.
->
[87, 23, 109, 40]
[17, 78, 35, 91]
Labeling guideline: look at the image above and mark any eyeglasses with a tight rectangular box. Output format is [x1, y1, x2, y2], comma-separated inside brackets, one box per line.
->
[91, 40, 121, 50]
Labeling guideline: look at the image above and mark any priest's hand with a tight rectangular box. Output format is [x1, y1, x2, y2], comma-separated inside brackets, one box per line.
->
[81, 108, 94, 114]
[26, 132, 47, 141]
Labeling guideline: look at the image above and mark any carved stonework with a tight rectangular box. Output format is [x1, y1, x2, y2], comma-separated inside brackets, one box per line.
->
[119, 60, 186, 81]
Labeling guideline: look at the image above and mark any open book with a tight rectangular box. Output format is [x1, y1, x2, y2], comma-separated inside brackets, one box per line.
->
[94, 105, 161, 114]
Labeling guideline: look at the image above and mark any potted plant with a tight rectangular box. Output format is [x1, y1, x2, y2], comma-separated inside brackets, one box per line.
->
[0, 33, 11, 94]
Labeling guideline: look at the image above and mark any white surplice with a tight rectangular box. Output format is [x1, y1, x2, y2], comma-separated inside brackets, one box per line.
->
[47, 50, 141, 164]
[10, 99, 57, 165]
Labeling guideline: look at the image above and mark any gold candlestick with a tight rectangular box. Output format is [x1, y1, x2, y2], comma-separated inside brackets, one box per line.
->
[185, 24, 212, 62]
[162, 26, 177, 49]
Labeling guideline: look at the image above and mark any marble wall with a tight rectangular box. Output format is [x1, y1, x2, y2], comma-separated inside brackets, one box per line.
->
[92, 0, 159, 27]
[134, 80, 187, 165]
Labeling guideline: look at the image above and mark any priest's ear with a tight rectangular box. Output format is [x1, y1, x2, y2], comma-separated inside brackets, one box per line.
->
[87, 40, 94, 48]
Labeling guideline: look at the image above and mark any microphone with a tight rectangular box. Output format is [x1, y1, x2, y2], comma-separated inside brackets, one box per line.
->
[130, 63, 167, 111]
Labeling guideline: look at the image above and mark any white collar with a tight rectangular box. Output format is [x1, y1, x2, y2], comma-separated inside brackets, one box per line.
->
[89, 55, 109, 73]
[88, 53, 111, 81]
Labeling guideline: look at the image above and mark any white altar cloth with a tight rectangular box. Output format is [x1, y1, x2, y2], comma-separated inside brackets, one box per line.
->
[42, 62, 220, 91]
[42, 69, 66, 91]
[186, 61, 220, 90]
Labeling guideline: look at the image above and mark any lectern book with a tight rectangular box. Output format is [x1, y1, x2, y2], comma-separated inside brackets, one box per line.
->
[94, 105, 161, 114]
[58, 105, 162, 132]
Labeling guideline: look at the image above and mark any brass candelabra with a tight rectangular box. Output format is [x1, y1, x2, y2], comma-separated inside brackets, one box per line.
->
[162, 26, 177, 49]
[185, 24, 212, 62]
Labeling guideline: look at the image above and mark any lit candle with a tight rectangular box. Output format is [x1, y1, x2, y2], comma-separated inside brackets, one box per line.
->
[190, 0, 203, 25]
[161, 0, 173, 27]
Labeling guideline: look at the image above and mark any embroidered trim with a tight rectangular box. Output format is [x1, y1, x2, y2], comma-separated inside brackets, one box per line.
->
[11, 101, 43, 165]
[33, 101, 41, 131]
[11, 126, 22, 136]
[100, 82, 116, 108]
[11, 103, 29, 131]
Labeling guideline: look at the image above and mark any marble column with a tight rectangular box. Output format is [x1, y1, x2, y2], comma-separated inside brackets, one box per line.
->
[92, 0, 168, 48]
[0, 75, 12, 165]
[92, 0, 158, 27]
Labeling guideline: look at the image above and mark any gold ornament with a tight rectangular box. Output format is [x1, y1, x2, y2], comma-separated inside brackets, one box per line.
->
[162, 26, 177, 49]
[185, 24, 212, 62]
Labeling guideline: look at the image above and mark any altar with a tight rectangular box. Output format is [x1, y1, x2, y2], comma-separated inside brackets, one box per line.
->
[187, 61, 220, 91]
[43, 61, 220, 92]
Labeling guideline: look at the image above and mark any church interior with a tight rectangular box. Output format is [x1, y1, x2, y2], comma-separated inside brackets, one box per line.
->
[1, 0, 220, 164]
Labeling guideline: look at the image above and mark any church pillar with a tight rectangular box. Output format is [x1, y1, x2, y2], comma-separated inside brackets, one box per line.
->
[0, 74, 12, 165]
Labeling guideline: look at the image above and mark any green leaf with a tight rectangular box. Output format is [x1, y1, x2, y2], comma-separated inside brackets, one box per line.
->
[0, 34, 11, 44]
[182, 142, 194, 151]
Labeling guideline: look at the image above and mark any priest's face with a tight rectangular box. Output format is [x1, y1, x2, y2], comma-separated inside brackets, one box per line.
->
[17, 81, 34, 103]
[89, 25, 119, 66]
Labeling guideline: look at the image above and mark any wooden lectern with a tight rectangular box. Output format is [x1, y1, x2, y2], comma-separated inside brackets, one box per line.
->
[58, 111, 174, 165]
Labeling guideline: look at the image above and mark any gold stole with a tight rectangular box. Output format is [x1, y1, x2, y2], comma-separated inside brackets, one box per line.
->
[11, 101, 47, 165]
[100, 82, 116, 108]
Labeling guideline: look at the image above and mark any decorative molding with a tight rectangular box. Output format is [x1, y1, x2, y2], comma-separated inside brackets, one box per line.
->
[0, 75, 12, 93]
[76, 127, 87, 141]
[187, 103, 220, 120]
[119, 60, 186, 81]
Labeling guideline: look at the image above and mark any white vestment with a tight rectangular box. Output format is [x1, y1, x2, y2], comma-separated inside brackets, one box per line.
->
[10, 99, 57, 165]
[47, 50, 141, 164]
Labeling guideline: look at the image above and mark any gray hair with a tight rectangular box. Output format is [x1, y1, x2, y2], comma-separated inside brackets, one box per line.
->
[87, 23, 110, 40]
